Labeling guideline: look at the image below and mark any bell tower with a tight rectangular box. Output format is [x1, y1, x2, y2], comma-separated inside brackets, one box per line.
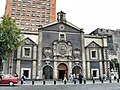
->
[57, 11, 66, 23]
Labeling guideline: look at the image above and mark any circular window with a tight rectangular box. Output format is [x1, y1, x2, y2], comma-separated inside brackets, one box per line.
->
[59, 25, 65, 30]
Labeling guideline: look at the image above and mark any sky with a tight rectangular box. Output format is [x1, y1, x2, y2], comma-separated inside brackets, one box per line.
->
[1, 0, 120, 34]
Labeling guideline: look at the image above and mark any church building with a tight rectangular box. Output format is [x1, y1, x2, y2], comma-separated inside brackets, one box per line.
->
[13, 11, 109, 80]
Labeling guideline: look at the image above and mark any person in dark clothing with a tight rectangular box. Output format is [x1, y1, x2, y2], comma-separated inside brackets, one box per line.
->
[14, 72, 18, 77]
[79, 73, 83, 84]
[21, 74, 26, 84]
[0, 75, 2, 80]
[99, 76, 102, 81]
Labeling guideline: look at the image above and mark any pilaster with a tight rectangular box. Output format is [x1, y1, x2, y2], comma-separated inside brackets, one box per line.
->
[38, 26, 43, 79]
[80, 30, 86, 78]
[54, 61, 57, 79]
[16, 60, 20, 77]
[32, 61, 36, 79]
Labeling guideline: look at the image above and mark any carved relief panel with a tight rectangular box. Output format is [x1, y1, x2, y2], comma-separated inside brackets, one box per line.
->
[53, 41, 72, 57]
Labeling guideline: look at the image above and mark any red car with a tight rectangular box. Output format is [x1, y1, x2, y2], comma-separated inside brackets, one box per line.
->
[0, 74, 19, 86]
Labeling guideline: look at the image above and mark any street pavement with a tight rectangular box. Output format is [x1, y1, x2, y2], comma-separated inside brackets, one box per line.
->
[0, 80, 120, 90]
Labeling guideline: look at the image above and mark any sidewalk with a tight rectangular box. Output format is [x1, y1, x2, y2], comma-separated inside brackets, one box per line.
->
[18, 79, 119, 85]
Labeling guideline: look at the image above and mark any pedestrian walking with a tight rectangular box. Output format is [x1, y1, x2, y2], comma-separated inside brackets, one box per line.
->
[14, 72, 18, 77]
[63, 74, 67, 82]
[72, 73, 75, 81]
[79, 73, 83, 84]
[21, 74, 26, 84]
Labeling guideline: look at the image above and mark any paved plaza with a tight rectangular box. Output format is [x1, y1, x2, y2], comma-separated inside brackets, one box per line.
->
[0, 80, 120, 90]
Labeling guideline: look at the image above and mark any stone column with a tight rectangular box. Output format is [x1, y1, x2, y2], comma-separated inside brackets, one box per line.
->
[87, 62, 90, 79]
[16, 46, 21, 77]
[32, 46, 37, 79]
[33, 46, 37, 60]
[17, 46, 21, 59]
[86, 48, 90, 79]
[80, 29, 86, 79]
[32, 61, 36, 79]
[54, 60, 57, 79]
[99, 48, 103, 77]
[100, 61, 103, 77]
[68, 58, 72, 76]
[38, 26, 43, 79]
[16, 60, 20, 77]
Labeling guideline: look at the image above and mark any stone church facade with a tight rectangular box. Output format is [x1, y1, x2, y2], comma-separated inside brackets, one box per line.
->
[12, 11, 109, 80]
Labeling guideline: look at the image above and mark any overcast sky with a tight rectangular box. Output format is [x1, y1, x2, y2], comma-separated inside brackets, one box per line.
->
[1, 0, 120, 34]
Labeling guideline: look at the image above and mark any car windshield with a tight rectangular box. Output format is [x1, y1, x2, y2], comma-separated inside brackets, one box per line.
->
[3, 75, 11, 78]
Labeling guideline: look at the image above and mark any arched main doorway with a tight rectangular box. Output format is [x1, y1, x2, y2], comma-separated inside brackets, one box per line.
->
[72, 66, 82, 78]
[57, 63, 68, 80]
[43, 65, 53, 79]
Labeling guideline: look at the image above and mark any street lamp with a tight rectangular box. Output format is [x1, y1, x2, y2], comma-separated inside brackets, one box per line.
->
[9, 66, 12, 74]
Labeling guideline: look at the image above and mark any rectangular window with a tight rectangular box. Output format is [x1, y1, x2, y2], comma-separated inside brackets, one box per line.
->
[12, 8, 16, 11]
[26, 23, 30, 26]
[22, 9, 26, 12]
[12, 3, 16, 6]
[31, 18, 35, 22]
[32, 10, 36, 12]
[59, 33, 66, 41]
[17, 8, 20, 11]
[16, 12, 20, 16]
[13, 0, 17, 2]
[32, 6, 36, 8]
[60, 34, 64, 39]
[16, 17, 20, 20]
[26, 14, 30, 16]
[21, 22, 24, 25]
[18, 4, 21, 6]
[22, 13, 25, 16]
[24, 48, 30, 56]
[92, 51, 96, 58]
[26, 18, 30, 21]
[32, 14, 35, 17]
[90, 50, 97, 59]
[21, 18, 25, 20]
[21, 68, 31, 79]
[33, 1, 36, 4]
[91, 69, 99, 78]
[23, 0, 26, 3]
[22, 4, 26, 7]
[93, 70, 97, 77]
[37, 6, 40, 9]
[16, 22, 19, 25]
[27, 10, 30, 12]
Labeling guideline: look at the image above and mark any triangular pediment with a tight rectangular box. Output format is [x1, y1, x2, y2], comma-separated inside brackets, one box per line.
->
[86, 41, 101, 48]
[24, 37, 37, 45]
[42, 21, 84, 33]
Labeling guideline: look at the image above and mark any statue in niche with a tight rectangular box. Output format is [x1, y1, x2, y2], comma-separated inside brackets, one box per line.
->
[43, 47, 52, 59]
[73, 49, 80, 60]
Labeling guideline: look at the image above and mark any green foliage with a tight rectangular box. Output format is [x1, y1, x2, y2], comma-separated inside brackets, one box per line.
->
[0, 15, 24, 61]
[110, 58, 118, 70]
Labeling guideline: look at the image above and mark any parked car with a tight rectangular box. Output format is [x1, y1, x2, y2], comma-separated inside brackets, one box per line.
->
[0, 74, 19, 86]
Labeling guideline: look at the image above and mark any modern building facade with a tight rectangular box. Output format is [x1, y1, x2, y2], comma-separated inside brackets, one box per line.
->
[4, 0, 56, 31]
[10, 11, 109, 80]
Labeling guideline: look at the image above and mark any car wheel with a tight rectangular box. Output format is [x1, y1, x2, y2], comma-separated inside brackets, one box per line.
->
[9, 82, 14, 86]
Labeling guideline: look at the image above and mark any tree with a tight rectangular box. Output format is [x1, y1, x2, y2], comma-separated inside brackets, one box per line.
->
[0, 15, 24, 73]
[110, 58, 118, 71]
